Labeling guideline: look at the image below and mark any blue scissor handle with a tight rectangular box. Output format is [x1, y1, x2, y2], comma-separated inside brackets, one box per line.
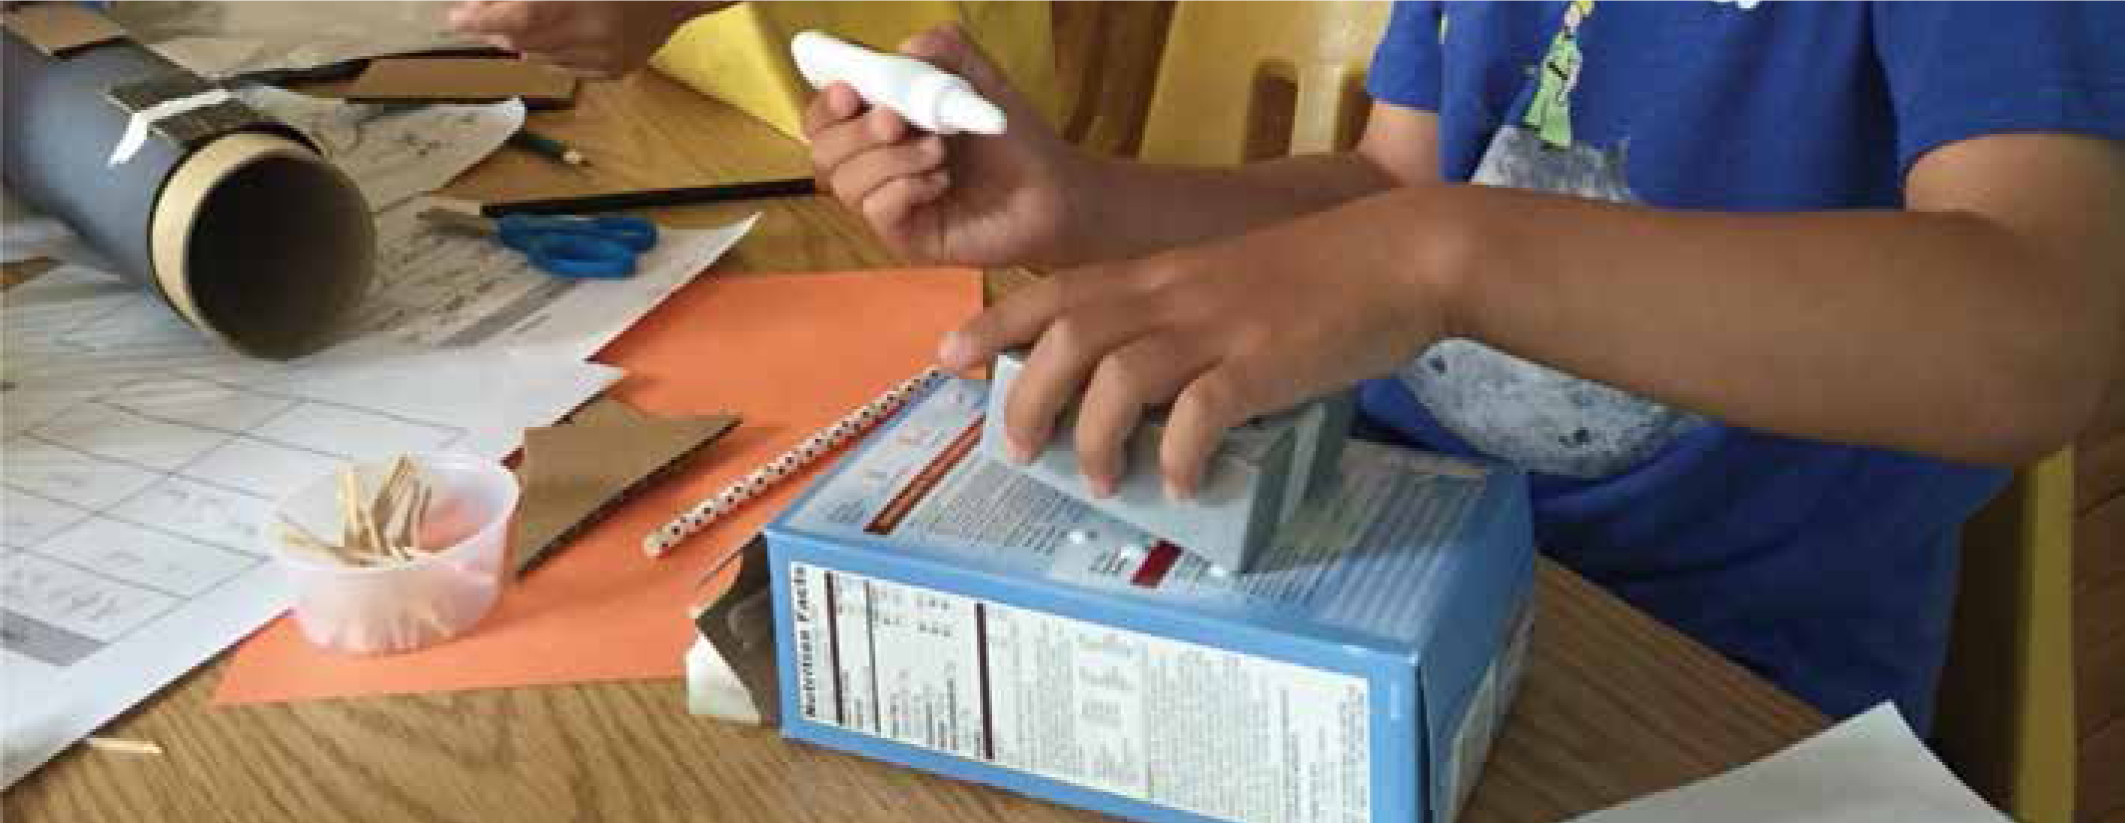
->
[497, 215, 660, 279]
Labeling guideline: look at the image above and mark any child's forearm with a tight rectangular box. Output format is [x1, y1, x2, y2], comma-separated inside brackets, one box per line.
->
[1416, 149, 2120, 464]
[1045, 152, 1401, 266]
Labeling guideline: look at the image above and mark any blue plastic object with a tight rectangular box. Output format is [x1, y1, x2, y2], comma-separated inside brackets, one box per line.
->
[496, 214, 659, 278]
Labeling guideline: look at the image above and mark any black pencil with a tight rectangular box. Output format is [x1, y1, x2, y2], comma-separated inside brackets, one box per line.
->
[481, 178, 819, 216]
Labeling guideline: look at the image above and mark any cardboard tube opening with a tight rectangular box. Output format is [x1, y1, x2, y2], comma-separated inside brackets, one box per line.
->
[152, 132, 375, 359]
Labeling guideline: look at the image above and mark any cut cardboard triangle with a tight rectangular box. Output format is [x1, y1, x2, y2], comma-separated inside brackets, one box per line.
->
[513, 397, 738, 575]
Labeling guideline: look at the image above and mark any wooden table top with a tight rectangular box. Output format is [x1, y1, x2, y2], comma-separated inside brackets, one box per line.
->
[2, 70, 1826, 823]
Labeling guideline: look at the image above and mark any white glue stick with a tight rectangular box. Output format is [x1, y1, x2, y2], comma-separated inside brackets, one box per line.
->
[791, 31, 1007, 136]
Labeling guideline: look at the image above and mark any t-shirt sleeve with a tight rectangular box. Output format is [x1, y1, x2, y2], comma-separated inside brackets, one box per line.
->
[1871, 1, 2125, 176]
[1366, 1, 1445, 112]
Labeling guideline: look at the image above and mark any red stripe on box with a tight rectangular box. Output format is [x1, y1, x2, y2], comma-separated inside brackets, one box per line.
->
[1130, 542, 1182, 588]
[864, 418, 983, 535]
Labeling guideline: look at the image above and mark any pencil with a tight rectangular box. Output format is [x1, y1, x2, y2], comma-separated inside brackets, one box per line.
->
[481, 178, 819, 216]
[509, 127, 587, 167]
[642, 368, 943, 557]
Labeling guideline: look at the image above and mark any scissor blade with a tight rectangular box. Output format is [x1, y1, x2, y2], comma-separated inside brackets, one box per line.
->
[415, 206, 499, 237]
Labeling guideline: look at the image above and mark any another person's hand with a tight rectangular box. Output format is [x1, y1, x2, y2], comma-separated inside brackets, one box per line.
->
[447, 1, 725, 78]
[939, 192, 1462, 499]
[805, 24, 1085, 266]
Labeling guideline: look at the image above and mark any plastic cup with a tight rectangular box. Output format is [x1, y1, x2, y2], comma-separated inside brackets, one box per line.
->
[268, 452, 519, 655]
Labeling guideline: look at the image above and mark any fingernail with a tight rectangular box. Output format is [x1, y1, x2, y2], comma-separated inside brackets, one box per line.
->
[1088, 475, 1116, 499]
[1164, 478, 1194, 503]
[1007, 437, 1034, 465]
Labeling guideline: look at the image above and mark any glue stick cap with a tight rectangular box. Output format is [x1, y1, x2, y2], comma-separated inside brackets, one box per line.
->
[906, 73, 1007, 135]
[936, 89, 1006, 135]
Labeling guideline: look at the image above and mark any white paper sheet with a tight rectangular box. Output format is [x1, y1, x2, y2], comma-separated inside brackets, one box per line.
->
[118, 1, 474, 80]
[1566, 703, 2011, 823]
[0, 264, 622, 787]
[234, 87, 525, 213]
[347, 205, 759, 359]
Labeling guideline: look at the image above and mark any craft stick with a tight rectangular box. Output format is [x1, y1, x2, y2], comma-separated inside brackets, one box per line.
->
[384, 477, 410, 554]
[281, 517, 358, 565]
[276, 525, 343, 563]
[405, 479, 431, 553]
[277, 518, 333, 552]
[339, 469, 364, 550]
[360, 469, 387, 558]
[84, 737, 164, 755]
[372, 457, 411, 551]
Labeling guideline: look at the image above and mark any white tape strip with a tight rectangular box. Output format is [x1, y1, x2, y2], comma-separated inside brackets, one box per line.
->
[106, 88, 234, 167]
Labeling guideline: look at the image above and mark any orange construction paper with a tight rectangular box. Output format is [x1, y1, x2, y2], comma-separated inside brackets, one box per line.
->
[215, 268, 980, 704]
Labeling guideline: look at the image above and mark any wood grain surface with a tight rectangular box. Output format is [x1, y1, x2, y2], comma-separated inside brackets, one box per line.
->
[2, 70, 1825, 823]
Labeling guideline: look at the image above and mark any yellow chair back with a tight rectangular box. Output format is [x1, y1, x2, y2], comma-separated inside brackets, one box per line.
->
[1139, 0, 1390, 164]
[651, 1, 1059, 142]
[1936, 449, 2078, 823]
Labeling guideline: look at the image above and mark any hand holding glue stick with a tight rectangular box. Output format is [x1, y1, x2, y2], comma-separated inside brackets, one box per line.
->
[792, 31, 1006, 135]
[803, 25, 1083, 267]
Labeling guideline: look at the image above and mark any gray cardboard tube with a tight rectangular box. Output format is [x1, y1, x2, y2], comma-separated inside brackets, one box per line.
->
[3, 27, 374, 358]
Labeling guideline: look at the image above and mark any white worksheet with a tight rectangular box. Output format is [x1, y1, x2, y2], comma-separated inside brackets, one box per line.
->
[234, 87, 525, 212]
[1566, 703, 2011, 823]
[348, 205, 759, 359]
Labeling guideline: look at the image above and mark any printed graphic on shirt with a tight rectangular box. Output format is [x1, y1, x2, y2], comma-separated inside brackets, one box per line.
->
[1521, 0, 1593, 148]
[1399, 0, 1708, 479]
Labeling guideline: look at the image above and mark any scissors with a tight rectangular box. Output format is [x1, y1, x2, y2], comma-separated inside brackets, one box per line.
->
[418, 206, 659, 279]
[494, 214, 658, 278]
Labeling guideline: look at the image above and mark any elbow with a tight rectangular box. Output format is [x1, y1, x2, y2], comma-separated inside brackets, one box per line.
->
[1959, 392, 2099, 468]
[1949, 319, 2117, 468]
[1952, 240, 2122, 467]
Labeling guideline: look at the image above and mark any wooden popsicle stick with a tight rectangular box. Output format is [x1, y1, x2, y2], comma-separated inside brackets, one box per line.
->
[407, 484, 431, 553]
[370, 462, 403, 554]
[339, 469, 364, 551]
[83, 737, 164, 756]
[278, 456, 443, 570]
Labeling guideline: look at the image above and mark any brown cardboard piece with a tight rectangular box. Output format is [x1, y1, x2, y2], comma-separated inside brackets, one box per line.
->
[344, 57, 580, 108]
[513, 397, 738, 575]
[3, 4, 127, 58]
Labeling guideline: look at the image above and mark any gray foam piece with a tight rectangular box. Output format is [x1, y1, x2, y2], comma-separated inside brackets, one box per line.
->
[985, 351, 1352, 571]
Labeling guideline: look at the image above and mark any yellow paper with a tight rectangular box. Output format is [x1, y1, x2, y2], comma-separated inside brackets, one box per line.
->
[651, 0, 1058, 140]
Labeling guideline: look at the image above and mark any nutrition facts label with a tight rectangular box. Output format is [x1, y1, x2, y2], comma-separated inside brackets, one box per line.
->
[790, 563, 1372, 823]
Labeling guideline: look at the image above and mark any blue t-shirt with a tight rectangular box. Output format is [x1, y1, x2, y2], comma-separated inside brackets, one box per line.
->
[1362, 0, 2125, 728]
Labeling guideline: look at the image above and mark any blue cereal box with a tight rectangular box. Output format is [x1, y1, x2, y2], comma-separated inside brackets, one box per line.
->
[765, 378, 1534, 823]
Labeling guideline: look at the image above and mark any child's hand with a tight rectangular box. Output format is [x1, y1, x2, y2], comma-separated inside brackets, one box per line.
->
[940, 192, 1459, 499]
[447, 1, 721, 78]
[805, 24, 1083, 266]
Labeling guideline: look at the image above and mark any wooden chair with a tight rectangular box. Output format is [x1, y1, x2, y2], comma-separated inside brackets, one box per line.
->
[1137, 0, 1390, 165]
[1936, 450, 2079, 823]
[1051, 1, 1176, 157]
